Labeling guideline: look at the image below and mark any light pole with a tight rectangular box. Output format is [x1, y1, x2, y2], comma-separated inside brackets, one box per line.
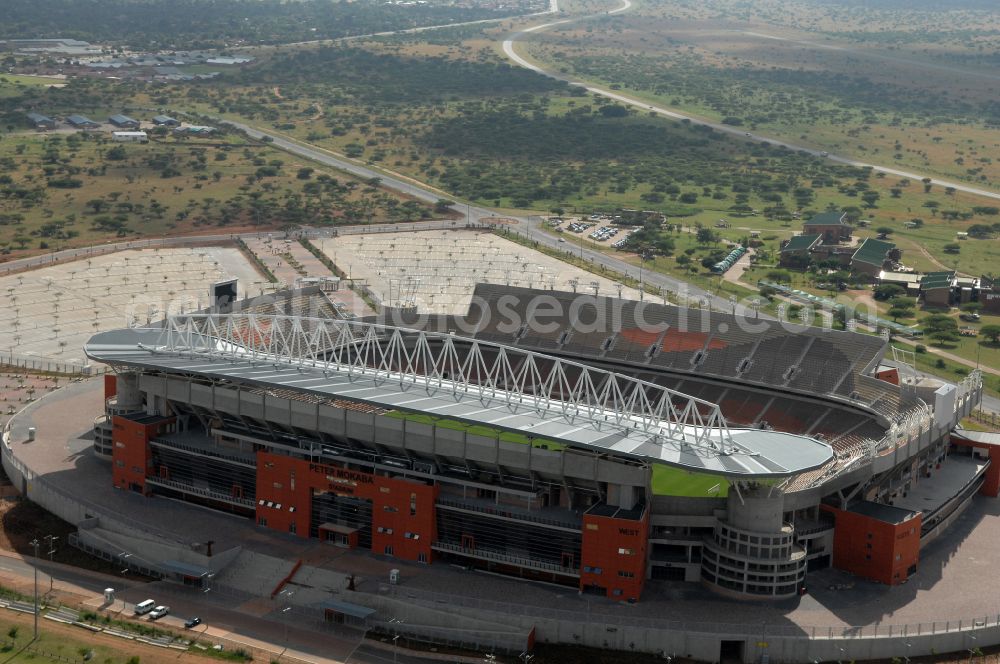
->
[281, 606, 292, 645]
[30, 538, 39, 639]
[388, 617, 404, 664]
[44, 535, 58, 594]
[118, 552, 132, 613]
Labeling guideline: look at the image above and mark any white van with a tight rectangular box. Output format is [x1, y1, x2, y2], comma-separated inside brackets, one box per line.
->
[134, 599, 156, 615]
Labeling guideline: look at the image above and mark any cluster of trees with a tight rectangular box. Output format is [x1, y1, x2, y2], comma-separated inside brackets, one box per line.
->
[552, 49, 993, 132]
[244, 48, 567, 105]
[1, 0, 538, 49]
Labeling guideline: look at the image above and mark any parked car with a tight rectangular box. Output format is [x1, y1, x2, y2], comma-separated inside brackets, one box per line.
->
[149, 605, 170, 620]
[960, 313, 981, 322]
[184, 617, 202, 629]
[134, 599, 156, 615]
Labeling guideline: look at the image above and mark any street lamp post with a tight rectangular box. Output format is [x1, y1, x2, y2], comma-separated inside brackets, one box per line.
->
[44, 535, 58, 593]
[281, 606, 292, 645]
[118, 552, 132, 613]
[30, 538, 39, 639]
[389, 617, 404, 664]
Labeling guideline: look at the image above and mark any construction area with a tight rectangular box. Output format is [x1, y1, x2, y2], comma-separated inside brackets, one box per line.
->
[320, 229, 642, 314]
[0, 247, 260, 365]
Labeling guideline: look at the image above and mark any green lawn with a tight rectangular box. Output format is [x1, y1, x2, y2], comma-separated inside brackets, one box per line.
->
[651, 464, 729, 497]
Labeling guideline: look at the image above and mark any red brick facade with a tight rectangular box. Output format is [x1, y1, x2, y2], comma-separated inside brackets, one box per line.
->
[822, 505, 920, 585]
[580, 508, 649, 601]
[254, 452, 439, 563]
[111, 415, 173, 494]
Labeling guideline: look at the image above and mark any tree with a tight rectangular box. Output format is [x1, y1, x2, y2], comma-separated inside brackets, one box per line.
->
[766, 269, 792, 284]
[85, 198, 108, 214]
[968, 224, 994, 239]
[696, 227, 718, 244]
[930, 330, 959, 345]
[296, 167, 314, 180]
[943, 243, 960, 254]
[889, 296, 914, 309]
[876, 226, 894, 237]
[923, 314, 958, 345]
[961, 302, 983, 314]
[435, 199, 455, 214]
[888, 306, 913, 321]
[981, 325, 1000, 344]
[874, 284, 904, 300]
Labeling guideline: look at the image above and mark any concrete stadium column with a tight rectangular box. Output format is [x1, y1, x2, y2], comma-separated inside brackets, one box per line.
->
[115, 372, 143, 411]
[609, 483, 638, 510]
[726, 485, 784, 533]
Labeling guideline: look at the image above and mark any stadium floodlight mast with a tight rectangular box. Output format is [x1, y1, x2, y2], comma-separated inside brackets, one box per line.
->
[158, 313, 738, 454]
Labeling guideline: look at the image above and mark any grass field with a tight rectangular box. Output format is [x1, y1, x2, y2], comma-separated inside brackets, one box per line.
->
[0, 129, 433, 260]
[520, 0, 1000, 190]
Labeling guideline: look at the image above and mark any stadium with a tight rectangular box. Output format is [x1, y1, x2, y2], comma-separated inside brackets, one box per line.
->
[81, 279, 983, 606]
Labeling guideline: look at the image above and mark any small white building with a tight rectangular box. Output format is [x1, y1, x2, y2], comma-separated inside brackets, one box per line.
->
[112, 131, 148, 143]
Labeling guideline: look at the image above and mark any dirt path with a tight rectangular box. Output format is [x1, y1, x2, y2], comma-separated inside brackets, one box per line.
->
[898, 236, 967, 276]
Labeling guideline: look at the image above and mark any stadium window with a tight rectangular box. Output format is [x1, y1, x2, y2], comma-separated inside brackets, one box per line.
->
[410, 493, 417, 516]
[418, 553, 427, 564]
[115, 460, 124, 468]
[273, 482, 282, 490]
[612, 589, 622, 597]
[617, 548, 634, 556]
[586, 524, 599, 531]
[384, 545, 394, 556]
[258, 516, 267, 527]
[380, 487, 391, 493]
[618, 571, 635, 578]
[289, 522, 297, 535]
[384, 505, 398, 513]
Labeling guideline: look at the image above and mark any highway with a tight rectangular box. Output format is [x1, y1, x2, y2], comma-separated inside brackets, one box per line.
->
[501, 0, 1000, 203]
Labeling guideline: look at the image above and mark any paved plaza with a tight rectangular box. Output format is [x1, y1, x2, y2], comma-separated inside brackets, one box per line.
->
[0, 247, 261, 364]
[321, 229, 644, 315]
[242, 236, 374, 317]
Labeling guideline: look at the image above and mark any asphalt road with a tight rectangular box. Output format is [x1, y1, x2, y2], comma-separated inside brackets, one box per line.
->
[501, 0, 1000, 203]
